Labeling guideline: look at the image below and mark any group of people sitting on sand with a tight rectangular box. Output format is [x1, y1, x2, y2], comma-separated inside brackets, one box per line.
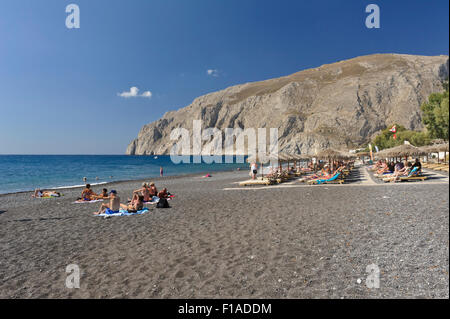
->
[370, 158, 422, 182]
[90, 182, 171, 215]
[78, 184, 109, 201]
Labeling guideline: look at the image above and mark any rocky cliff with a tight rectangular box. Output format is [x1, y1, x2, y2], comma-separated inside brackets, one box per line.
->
[126, 54, 449, 155]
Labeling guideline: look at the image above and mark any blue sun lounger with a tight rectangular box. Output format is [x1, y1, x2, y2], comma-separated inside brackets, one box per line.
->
[399, 167, 427, 182]
[309, 172, 343, 184]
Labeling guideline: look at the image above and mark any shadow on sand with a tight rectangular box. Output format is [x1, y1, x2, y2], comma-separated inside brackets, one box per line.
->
[8, 217, 74, 223]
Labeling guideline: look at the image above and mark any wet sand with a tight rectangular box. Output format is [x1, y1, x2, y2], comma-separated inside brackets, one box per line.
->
[0, 167, 448, 298]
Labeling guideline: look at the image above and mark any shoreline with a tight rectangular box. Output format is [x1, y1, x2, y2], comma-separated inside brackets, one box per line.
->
[0, 167, 244, 197]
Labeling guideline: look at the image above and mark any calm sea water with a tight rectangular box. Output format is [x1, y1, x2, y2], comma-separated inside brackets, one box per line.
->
[0, 155, 249, 194]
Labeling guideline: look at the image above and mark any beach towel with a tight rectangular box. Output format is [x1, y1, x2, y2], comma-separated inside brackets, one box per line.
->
[143, 196, 160, 204]
[73, 199, 103, 204]
[96, 207, 149, 217]
[316, 172, 341, 184]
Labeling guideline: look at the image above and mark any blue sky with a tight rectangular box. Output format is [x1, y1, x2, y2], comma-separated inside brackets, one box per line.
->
[0, 0, 448, 154]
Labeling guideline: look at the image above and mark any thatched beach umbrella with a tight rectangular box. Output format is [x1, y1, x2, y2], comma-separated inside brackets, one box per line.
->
[315, 148, 347, 171]
[277, 153, 293, 172]
[284, 153, 312, 170]
[356, 151, 370, 162]
[296, 153, 314, 160]
[356, 152, 370, 156]
[374, 149, 388, 159]
[425, 143, 449, 153]
[315, 148, 343, 159]
[246, 154, 279, 178]
[383, 144, 426, 160]
[421, 142, 449, 163]
[338, 151, 354, 160]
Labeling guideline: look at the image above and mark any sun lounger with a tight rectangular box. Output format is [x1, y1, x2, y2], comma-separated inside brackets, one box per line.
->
[388, 167, 427, 182]
[424, 164, 448, 169]
[239, 178, 275, 186]
[308, 172, 343, 185]
[398, 176, 427, 182]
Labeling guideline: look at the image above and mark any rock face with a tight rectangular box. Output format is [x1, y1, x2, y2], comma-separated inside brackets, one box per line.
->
[126, 54, 449, 155]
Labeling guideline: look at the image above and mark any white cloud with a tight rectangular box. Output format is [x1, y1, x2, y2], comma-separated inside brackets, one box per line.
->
[207, 69, 219, 77]
[141, 91, 152, 98]
[118, 86, 139, 98]
[118, 87, 152, 98]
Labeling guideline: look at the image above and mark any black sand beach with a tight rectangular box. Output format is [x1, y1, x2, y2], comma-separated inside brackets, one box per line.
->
[0, 167, 448, 298]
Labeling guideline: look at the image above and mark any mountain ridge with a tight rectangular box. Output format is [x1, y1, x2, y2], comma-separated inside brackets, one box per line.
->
[126, 53, 449, 155]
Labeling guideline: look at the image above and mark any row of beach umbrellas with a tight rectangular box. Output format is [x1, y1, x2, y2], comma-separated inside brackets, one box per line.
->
[246, 149, 355, 164]
[373, 142, 449, 160]
[245, 141, 449, 167]
[246, 148, 356, 178]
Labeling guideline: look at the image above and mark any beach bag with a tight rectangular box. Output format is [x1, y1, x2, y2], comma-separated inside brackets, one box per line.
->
[156, 198, 170, 208]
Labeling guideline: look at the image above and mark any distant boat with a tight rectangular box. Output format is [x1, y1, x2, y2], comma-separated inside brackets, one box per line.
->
[154, 156, 158, 159]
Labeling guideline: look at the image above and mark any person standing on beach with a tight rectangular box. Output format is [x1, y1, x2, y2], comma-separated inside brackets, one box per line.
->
[160, 166, 164, 177]
[94, 190, 120, 215]
[250, 162, 258, 180]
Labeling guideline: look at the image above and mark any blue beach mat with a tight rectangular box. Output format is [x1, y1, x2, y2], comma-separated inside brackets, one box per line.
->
[96, 207, 150, 217]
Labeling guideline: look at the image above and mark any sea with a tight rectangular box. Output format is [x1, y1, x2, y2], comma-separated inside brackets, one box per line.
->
[0, 155, 249, 195]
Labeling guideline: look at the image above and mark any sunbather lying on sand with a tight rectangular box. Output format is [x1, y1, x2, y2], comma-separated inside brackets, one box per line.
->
[93, 190, 120, 215]
[121, 194, 144, 212]
[32, 189, 61, 198]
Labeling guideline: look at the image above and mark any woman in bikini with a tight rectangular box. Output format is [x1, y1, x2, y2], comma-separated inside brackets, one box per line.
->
[121, 194, 144, 212]
[81, 184, 97, 201]
[133, 183, 151, 202]
[32, 189, 61, 198]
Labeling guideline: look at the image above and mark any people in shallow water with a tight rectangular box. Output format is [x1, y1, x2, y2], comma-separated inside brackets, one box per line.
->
[32, 189, 61, 198]
[121, 194, 144, 212]
[94, 190, 120, 215]
[81, 184, 97, 201]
